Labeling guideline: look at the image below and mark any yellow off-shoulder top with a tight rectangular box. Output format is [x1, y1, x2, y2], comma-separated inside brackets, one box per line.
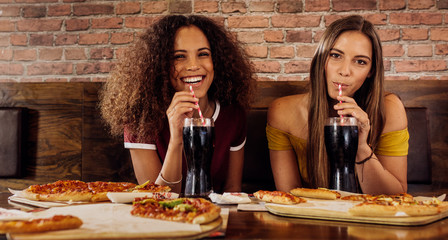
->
[266, 124, 409, 185]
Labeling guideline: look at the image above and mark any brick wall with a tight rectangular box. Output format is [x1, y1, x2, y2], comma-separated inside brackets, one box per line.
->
[0, 0, 447, 82]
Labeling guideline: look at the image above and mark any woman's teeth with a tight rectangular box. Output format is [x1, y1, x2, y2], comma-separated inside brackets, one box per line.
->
[183, 76, 202, 83]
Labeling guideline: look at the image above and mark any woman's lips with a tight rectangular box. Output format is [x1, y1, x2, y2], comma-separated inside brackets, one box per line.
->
[182, 76, 203, 84]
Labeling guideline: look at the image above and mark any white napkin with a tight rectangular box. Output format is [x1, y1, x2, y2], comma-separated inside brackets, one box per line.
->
[209, 192, 251, 204]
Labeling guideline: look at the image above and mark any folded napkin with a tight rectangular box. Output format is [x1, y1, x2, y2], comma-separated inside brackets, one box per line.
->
[209, 192, 251, 204]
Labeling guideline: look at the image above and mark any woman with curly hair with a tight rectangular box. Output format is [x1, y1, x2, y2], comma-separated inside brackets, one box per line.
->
[99, 15, 255, 193]
[267, 15, 408, 195]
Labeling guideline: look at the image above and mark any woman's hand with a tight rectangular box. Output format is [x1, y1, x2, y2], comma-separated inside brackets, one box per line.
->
[166, 91, 198, 144]
[334, 96, 370, 147]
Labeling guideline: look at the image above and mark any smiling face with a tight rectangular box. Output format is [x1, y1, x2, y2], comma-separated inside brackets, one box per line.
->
[325, 30, 373, 99]
[170, 25, 214, 99]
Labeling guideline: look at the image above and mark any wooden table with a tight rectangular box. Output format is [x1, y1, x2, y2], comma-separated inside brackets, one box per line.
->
[1, 191, 448, 240]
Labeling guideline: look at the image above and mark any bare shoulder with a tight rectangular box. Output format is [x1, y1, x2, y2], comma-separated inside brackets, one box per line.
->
[383, 93, 407, 133]
[267, 93, 308, 134]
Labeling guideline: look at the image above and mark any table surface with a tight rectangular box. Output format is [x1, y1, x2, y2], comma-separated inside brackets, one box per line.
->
[1, 190, 448, 240]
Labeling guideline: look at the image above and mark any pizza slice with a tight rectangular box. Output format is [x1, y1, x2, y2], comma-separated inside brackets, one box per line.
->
[0, 215, 82, 233]
[88, 181, 137, 202]
[128, 180, 171, 193]
[21, 180, 92, 202]
[253, 190, 306, 205]
[290, 187, 341, 200]
[131, 197, 221, 224]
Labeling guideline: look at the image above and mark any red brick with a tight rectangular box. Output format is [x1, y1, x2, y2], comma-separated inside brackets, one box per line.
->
[272, 15, 320, 28]
[430, 28, 448, 41]
[313, 30, 325, 42]
[385, 76, 409, 81]
[28, 63, 73, 75]
[252, 60, 281, 73]
[363, 14, 388, 25]
[92, 77, 108, 82]
[115, 48, 127, 59]
[73, 4, 114, 16]
[408, 45, 432, 57]
[324, 15, 345, 27]
[111, 32, 134, 44]
[305, 0, 330, 12]
[117, 2, 141, 14]
[39, 48, 63, 60]
[0, 36, 8, 47]
[438, 0, 448, 8]
[277, 75, 303, 81]
[249, 1, 275, 12]
[286, 30, 312, 43]
[21, 77, 44, 82]
[17, 19, 62, 31]
[382, 44, 404, 57]
[285, 61, 309, 73]
[79, 33, 108, 45]
[0, 6, 20, 17]
[409, 0, 434, 9]
[402, 28, 428, 40]
[377, 29, 400, 41]
[278, 0, 302, 13]
[29, 34, 53, 46]
[332, 0, 376, 11]
[395, 60, 446, 72]
[66, 19, 89, 31]
[390, 13, 443, 25]
[23, 6, 46, 18]
[45, 78, 69, 82]
[169, 1, 192, 13]
[418, 76, 439, 80]
[65, 48, 87, 60]
[0, 49, 12, 60]
[384, 60, 391, 71]
[245, 45, 268, 58]
[271, 46, 295, 59]
[296, 44, 317, 58]
[76, 62, 113, 74]
[48, 4, 71, 16]
[222, 2, 246, 13]
[90, 48, 113, 60]
[92, 18, 123, 29]
[227, 16, 269, 28]
[10, 34, 27, 46]
[55, 34, 78, 45]
[125, 16, 157, 29]
[0, 20, 15, 32]
[379, 0, 405, 10]
[236, 32, 264, 43]
[0, 79, 16, 83]
[142, 1, 167, 13]
[70, 77, 91, 82]
[264, 30, 284, 43]
[0, 64, 24, 75]
[194, 1, 218, 13]
[256, 76, 276, 81]
[435, 44, 448, 55]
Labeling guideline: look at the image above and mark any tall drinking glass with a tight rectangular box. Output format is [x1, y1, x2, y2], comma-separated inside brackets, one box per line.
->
[324, 117, 359, 193]
[182, 118, 214, 198]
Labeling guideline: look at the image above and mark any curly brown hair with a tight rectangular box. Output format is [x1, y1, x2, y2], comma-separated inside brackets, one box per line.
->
[99, 15, 255, 141]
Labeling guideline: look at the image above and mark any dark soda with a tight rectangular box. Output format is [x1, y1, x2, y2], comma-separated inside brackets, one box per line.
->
[182, 125, 214, 198]
[324, 125, 359, 193]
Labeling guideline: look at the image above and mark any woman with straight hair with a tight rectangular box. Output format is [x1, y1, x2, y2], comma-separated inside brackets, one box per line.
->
[267, 15, 408, 194]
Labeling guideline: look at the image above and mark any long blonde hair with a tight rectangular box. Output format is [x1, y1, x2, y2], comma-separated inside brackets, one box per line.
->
[307, 15, 385, 187]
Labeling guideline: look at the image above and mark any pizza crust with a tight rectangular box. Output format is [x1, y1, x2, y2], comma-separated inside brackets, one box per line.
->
[290, 188, 340, 200]
[254, 190, 306, 205]
[0, 215, 82, 233]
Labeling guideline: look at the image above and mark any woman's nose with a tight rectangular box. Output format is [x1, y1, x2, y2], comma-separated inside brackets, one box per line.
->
[186, 58, 200, 71]
[338, 60, 351, 77]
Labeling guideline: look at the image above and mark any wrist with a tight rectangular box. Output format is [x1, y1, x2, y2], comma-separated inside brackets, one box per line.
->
[356, 144, 374, 165]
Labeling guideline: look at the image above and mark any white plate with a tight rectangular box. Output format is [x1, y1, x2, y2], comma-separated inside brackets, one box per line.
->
[107, 192, 179, 203]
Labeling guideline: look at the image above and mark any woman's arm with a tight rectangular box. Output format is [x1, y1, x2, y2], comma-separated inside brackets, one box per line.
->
[270, 149, 302, 192]
[336, 94, 408, 194]
[223, 148, 244, 192]
[267, 95, 306, 192]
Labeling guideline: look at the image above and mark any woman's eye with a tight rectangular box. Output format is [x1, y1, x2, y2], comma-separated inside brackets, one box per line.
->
[329, 53, 341, 58]
[356, 59, 367, 65]
[173, 54, 185, 60]
[198, 52, 210, 57]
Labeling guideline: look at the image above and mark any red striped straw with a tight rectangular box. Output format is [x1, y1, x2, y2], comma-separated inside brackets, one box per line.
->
[189, 85, 205, 126]
[338, 83, 344, 119]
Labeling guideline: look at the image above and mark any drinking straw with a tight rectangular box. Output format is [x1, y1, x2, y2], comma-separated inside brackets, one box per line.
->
[338, 84, 344, 119]
[189, 85, 205, 126]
